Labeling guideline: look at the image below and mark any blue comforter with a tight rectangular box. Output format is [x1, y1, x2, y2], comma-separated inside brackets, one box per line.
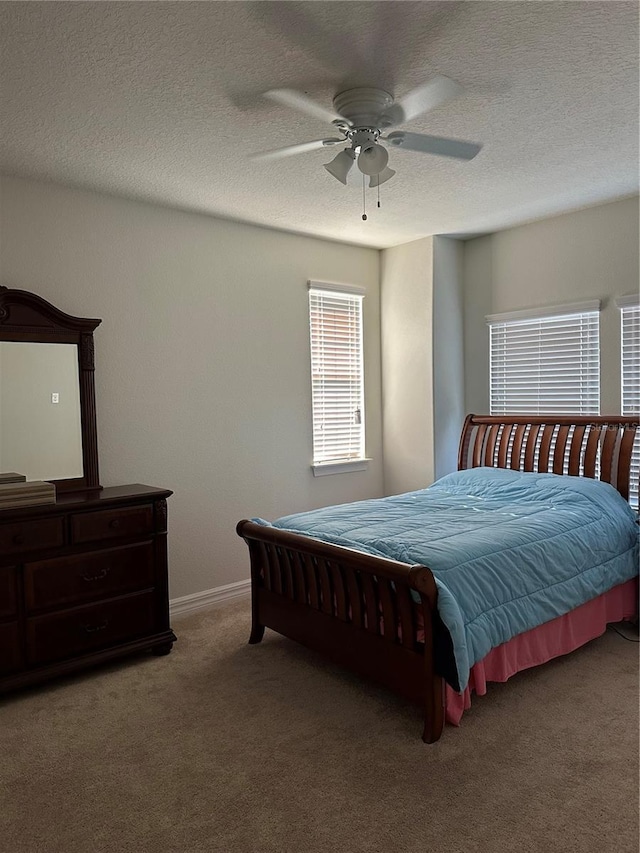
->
[262, 468, 639, 691]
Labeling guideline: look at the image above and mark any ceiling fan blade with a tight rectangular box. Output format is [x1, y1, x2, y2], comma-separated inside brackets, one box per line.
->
[386, 131, 482, 161]
[264, 89, 349, 126]
[384, 75, 463, 127]
[248, 3, 368, 80]
[249, 139, 344, 162]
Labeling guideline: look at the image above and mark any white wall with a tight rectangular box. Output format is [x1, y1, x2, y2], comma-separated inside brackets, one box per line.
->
[380, 237, 434, 495]
[464, 196, 640, 415]
[0, 175, 383, 598]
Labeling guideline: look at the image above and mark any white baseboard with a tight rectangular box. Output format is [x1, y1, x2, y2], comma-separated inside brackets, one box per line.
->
[170, 578, 251, 618]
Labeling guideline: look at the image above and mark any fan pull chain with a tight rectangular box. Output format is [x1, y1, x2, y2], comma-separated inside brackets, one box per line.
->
[377, 182, 381, 208]
[362, 173, 367, 221]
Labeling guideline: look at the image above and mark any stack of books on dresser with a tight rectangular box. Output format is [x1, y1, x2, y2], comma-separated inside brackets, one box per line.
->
[0, 474, 56, 507]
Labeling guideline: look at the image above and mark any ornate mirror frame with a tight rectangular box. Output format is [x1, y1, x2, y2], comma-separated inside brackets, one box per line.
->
[0, 286, 102, 493]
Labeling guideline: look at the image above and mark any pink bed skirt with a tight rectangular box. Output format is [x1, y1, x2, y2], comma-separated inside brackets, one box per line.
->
[445, 577, 639, 725]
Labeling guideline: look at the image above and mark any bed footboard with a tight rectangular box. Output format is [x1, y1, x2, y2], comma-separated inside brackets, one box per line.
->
[236, 520, 445, 743]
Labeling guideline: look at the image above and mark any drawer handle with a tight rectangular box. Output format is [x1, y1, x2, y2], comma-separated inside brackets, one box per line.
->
[81, 567, 110, 583]
[12, 534, 24, 546]
[82, 619, 109, 634]
[108, 519, 121, 530]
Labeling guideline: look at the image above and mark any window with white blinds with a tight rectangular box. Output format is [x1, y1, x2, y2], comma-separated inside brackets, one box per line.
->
[619, 297, 640, 506]
[488, 304, 600, 416]
[309, 283, 365, 468]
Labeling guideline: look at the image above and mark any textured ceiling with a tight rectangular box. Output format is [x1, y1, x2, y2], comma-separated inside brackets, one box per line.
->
[0, 1, 638, 248]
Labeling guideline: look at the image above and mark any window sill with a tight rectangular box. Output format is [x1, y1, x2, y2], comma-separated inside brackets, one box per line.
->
[311, 459, 371, 477]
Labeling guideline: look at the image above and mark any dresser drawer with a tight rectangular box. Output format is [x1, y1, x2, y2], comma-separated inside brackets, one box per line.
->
[71, 505, 153, 545]
[26, 591, 156, 665]
[0, 517, 64, 556]
[25, 542, 155, 612]
[0, 566, 18, 619]
[0, 621, 22, 674]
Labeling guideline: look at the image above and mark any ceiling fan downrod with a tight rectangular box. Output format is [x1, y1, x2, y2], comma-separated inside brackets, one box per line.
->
[362, 173, 367, 221]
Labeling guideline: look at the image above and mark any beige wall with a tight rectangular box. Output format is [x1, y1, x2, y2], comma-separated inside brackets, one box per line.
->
[432, 236, 465, 479]
[0, 175, 383, 599]
[2, 177, 635, 599]
[464, 196, 640, 415]
[381, 235, 466, 493]
[0, 342, 83, 480]
[380, 236, 434, 495]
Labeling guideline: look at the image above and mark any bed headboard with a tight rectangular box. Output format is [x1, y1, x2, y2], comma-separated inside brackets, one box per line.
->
[458, 415, 639, 506]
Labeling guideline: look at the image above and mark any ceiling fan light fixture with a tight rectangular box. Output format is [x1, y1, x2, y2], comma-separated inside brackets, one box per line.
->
[369, 166, 396, 188]
[323, 148, 356, 184]
[357, 143, 389, 176]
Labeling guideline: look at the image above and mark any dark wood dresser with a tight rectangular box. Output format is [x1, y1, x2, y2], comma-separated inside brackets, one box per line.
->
[0, 484, 176, 693]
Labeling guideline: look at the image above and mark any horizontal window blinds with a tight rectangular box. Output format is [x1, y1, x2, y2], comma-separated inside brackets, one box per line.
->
[621, 303, 640, 414]
[621, 302, 640, 506]
[489, 310, 600, 415]
[309, 287, 365, 465]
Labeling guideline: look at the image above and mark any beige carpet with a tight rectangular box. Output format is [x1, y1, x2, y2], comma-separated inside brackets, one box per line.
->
[0, 598, 638, 853]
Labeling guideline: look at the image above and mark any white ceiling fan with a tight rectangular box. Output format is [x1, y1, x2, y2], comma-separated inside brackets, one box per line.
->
[250, 75, 482, 189]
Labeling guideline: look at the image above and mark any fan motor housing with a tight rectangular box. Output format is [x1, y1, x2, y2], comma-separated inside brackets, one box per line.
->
[332, 87, 394, 128]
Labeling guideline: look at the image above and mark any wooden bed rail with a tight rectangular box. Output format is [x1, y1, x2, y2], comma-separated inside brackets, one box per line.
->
[236, 520, 445, 743]
[458, 414, 639, 507]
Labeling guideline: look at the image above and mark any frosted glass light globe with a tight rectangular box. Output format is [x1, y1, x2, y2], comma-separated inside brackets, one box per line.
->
[357, 143, 389, 176]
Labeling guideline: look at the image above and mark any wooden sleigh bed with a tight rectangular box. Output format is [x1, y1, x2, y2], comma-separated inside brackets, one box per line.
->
[236, 415, 639, 743]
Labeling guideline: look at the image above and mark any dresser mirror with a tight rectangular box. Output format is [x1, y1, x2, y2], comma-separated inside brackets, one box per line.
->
[0, 287, 101, 492]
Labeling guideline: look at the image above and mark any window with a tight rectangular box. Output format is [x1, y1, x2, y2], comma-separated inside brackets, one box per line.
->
[618, 296, 640, 507]
[308, 282, 366, 474]
[488, 302, 600, 416]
